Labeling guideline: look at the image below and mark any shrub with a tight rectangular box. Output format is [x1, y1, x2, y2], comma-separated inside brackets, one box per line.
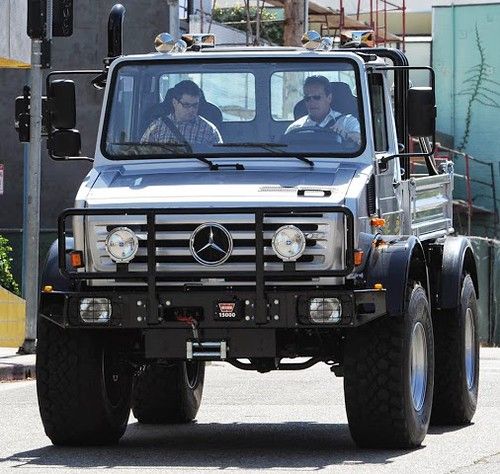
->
[0, 235, 20, 295]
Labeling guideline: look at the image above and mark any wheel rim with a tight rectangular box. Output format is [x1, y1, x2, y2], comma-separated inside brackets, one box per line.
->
[410, 322, 428, 412]
[185, 361, 200, 389]
[465, 308, 476, 390]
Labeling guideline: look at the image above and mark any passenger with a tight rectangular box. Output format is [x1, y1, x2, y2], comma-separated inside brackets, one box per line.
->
[141, 80, 222, 145]
[285, 75, 360, 145]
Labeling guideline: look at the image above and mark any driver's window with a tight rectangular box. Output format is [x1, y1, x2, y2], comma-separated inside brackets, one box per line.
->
[369, 74, 388, 152]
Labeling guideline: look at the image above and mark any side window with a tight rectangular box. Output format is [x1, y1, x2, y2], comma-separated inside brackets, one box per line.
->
[369, 74, 388, 152]
[108, 75, 135, 142]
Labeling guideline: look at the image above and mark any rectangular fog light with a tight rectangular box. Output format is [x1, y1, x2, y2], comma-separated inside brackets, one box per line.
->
[309, 298, 342, 323]
[79, 298, 112, 323]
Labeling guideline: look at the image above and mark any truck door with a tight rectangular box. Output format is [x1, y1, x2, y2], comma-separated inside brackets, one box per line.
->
[369, 73, 403, 235]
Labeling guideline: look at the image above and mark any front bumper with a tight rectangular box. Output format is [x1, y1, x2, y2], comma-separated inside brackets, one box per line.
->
[41, 287, 386, 329]
[41, 287, 386, 360]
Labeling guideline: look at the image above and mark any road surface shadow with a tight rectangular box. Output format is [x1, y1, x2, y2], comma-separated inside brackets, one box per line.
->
[428, 423, 475, 435]
[2, 421, 419, 470]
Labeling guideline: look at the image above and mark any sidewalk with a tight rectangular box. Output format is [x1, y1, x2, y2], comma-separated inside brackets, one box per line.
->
[0, 347, 36, 381]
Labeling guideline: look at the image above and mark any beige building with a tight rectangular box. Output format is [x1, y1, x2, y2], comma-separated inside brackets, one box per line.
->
[0, 1, 30, 68]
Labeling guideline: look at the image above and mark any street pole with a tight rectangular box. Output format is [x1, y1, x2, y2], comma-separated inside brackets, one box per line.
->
[20, 0, 52, 354]
[167, 0, 180, 39]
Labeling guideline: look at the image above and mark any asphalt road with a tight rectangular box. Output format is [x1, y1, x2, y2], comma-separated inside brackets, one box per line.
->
[0, 349, 499, 473]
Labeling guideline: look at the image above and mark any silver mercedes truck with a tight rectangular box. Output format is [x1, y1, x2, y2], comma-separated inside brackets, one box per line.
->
[34, 6, 479, 449]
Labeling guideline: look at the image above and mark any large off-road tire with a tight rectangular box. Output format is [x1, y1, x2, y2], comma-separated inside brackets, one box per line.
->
[431, 274, 479, 425]
[344, 283, 435, 448]
[36, 316, 133, 446]
[132, 361, 205, 424]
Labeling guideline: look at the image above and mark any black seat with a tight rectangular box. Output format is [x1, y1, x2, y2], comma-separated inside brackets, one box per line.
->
[140, 87, 223, 137]
[293, 81, 358, 120]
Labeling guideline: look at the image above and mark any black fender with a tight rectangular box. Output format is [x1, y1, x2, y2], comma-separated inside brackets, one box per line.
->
[438, 236, 478, 309]
[364, 235, 429, 317]
[39, 238, 75, 325]
[40, 237, 75, 292]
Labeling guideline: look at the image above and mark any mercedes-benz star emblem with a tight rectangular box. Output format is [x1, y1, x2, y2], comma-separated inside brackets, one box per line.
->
[189, 223, 233, 266]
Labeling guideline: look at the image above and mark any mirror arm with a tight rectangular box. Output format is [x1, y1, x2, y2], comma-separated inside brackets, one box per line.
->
[380, 129, 437, 165]
[73, 156, 94, 162]
[379, 149, 435, 166]
[48, 153, 94, 162]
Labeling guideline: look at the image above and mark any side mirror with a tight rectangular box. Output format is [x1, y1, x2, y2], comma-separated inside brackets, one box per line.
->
[48, 80, 76, 129]
[48, 129, 81, 159]
[408, 87, 436, 137]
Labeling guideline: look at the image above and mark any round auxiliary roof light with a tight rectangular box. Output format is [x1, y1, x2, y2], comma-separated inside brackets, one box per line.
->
[301, 31, 321, 50]
[154, 32, 175, 53]
[318, 37, 333, 51]
[172, 39, 188, 53]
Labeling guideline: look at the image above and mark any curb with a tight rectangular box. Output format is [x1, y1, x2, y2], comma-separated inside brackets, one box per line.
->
[0, 360, 36, 381]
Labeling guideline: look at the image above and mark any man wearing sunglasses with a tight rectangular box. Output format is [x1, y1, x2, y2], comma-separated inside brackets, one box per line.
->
[142, 80, 222, 145]
[285, 75, 360, 145]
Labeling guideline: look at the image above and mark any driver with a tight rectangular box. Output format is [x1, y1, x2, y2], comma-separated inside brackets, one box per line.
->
[141, 80, 222, 145]
[285, 75, 360, 145]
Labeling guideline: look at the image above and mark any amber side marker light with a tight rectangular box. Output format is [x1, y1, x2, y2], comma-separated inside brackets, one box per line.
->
[354, 249, 364, 266]
[370, 218, 386, 228]
[42, 285, 53, 293]
[374, 283, 384, 290]
[70, 251, 84, 268]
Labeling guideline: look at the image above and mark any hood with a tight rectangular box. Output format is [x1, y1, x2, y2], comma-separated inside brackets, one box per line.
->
[84, 160, 366, 208]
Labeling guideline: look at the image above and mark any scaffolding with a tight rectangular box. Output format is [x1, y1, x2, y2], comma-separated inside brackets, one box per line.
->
[305, 1, 406, 49]
[353, 0, 407, 50]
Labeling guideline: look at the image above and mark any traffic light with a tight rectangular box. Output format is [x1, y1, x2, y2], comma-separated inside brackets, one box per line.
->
[53, 0, 73, 37]
[27, 0, 73, 39]
[27, 0, 47, 39]
[15, 86, 49, 143]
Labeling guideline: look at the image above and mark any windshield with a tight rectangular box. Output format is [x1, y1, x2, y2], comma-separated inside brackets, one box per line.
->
[103, 58, 365, 159]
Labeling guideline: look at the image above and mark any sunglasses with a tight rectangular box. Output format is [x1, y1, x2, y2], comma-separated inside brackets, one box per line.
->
[176, 99, 200, 109]
[304, 94, 324, 102]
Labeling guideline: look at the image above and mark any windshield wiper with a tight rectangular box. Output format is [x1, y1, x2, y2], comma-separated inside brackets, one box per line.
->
[108, 142, 216, 168]
[213, 142, 314, 167]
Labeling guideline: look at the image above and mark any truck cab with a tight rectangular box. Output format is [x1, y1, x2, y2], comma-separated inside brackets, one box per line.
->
[35, 13, 479, 450]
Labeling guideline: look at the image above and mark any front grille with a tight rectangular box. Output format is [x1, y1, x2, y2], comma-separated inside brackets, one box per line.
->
[88, 213, 337, 280]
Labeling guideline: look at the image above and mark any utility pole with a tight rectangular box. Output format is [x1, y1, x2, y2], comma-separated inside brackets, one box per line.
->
[21, 0, 73, 353]
[20, 0, 53, 353]
[283, 0, 306, 46]
[166, 0, 180, 39]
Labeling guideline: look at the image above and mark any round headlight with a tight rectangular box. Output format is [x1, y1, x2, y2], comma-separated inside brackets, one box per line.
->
[271, 225, 306, 261]
[105, 227, 139, 263]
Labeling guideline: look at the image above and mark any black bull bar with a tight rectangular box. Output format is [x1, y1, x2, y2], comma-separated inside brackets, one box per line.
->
[58, 206, 355, 325]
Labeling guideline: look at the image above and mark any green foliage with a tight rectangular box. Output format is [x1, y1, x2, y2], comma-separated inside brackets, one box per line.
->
[212, 6, 283, 45]
[0, 235, 20, 295]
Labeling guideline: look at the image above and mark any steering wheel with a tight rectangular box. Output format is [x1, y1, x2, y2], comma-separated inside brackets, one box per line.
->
[286, 126, 344, 144]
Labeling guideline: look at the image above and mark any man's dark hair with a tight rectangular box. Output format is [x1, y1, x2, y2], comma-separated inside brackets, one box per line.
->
[304, 75, 331, 95]
[173, 80, 202, 99]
